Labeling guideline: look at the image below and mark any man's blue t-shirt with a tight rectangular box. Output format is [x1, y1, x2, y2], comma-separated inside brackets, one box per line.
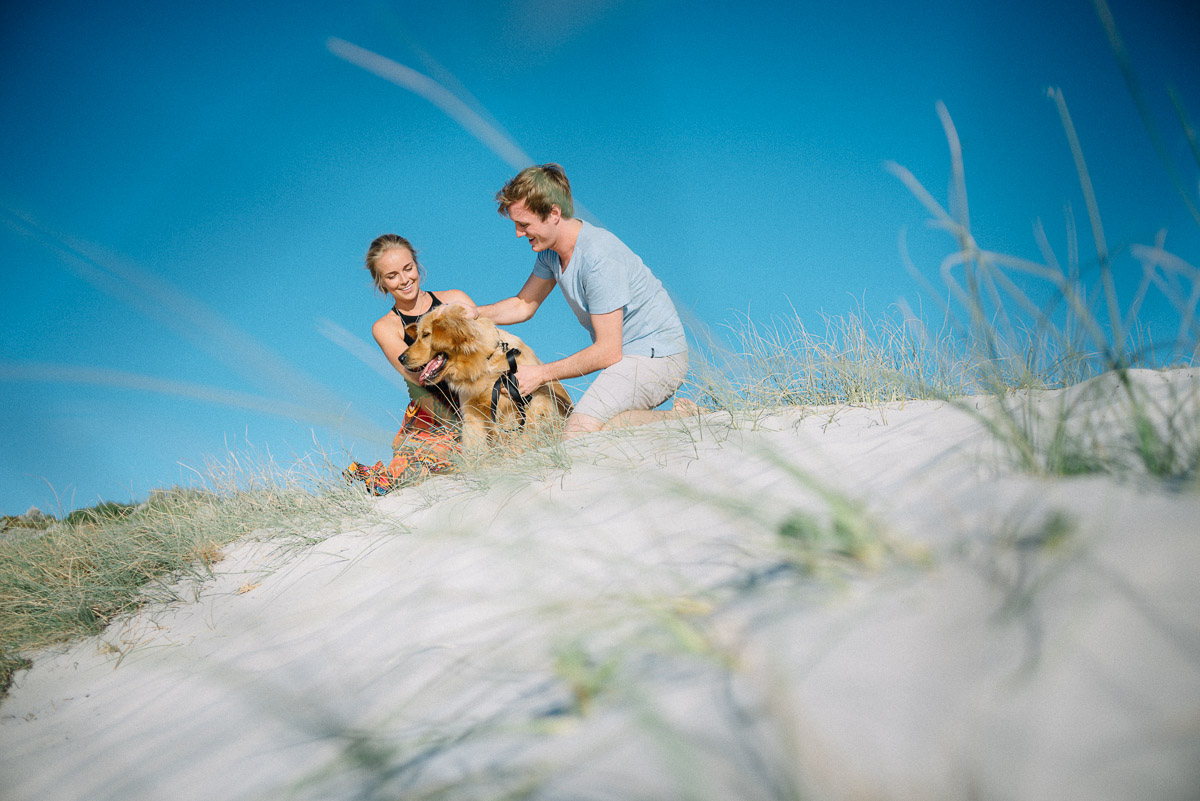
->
[532, 220, 686, 358]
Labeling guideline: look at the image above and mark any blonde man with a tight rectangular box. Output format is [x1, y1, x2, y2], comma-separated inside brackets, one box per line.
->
[467, 163, 695, 436]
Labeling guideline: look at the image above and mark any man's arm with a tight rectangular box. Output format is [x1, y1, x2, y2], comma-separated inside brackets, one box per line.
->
[473, 273, 555, 324]
[515, 308, 623, 396]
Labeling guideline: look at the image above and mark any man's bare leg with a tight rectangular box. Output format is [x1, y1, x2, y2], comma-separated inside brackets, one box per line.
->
[563, 412, 605, 439]
[601, 398, 699, 431]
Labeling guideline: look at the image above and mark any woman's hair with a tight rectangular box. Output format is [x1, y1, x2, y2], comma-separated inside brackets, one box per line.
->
[495, 163, 574, 220]
[364, 233, 425, 295]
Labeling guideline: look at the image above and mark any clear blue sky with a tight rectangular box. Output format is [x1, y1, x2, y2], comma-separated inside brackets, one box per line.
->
[2, 0, 1197, 516]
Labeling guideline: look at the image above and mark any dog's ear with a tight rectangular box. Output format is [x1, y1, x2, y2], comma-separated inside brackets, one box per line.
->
[404, 322, 419, 341]
[443, 314, 473, 350]
[435, 305, 481, 351]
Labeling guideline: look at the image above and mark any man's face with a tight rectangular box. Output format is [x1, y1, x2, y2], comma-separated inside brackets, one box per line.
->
[508, 199, 559, 252]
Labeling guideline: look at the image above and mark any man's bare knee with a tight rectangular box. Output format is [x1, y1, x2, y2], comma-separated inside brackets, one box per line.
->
[564, 413, 605, 438]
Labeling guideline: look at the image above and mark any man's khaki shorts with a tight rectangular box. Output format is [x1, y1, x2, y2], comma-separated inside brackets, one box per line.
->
[571, 351, 688, 422]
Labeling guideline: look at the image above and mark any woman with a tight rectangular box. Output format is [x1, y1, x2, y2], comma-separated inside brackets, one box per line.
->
[347, 234, 475, 493]
[366, 233, 475, 431]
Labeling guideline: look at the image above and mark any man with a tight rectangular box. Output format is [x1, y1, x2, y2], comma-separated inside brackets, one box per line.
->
[468, 163, 696, 436]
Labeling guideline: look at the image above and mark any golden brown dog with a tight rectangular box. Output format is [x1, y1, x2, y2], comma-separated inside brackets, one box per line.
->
[399, 304, 572, 451]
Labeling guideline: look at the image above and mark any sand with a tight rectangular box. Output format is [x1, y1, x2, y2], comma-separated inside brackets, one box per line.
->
[2, 369, 1198, 800]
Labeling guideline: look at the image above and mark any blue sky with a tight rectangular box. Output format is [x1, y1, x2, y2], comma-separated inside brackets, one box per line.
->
[2, 0, 1197, 516]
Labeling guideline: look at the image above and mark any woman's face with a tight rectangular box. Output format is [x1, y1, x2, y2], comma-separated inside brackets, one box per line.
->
[377, 247, 421, 304]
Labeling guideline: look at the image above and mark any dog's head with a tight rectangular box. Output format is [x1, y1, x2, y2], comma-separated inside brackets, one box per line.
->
[398, 304, 487, 386]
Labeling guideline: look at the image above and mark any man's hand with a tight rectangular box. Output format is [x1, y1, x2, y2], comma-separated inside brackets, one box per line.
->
[445, 299, 480, 319]
[515, 363, 549, 396]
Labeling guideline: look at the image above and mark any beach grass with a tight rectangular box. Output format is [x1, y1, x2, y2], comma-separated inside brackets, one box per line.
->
[0, 445, 374, 695]
[687, 303, 970, 418]
[685, 76, 1198, 485]
[887, 91, 1199, 482]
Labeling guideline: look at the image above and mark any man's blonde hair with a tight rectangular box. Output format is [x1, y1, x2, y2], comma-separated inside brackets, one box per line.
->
[495, 163, 574, 220]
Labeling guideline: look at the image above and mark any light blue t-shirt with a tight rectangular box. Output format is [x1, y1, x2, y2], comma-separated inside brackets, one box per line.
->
[532, 220, 686, 358]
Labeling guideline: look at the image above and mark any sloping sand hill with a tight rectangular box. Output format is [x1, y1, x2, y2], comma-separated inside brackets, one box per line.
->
[3, 369, 1198, 800]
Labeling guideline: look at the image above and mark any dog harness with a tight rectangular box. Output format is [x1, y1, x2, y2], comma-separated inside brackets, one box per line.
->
[491, 346, 532, 427]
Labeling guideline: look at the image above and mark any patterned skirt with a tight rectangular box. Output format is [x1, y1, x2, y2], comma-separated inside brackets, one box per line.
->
[343, 402, 459, 495]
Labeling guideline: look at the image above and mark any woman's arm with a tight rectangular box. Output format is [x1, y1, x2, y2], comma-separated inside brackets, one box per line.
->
[372, 316, 424, 384]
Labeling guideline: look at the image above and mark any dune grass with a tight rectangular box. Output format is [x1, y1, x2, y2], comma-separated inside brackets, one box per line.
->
[687, 303, 969, 417]
[687, 80, 1198, 486]
[446, 418, 575, 489]
[885, 92, 1199, 482]
[0, 446, 374, 695]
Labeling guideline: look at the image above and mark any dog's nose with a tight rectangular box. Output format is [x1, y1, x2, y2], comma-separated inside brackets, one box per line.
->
[398, 353, 408, 366]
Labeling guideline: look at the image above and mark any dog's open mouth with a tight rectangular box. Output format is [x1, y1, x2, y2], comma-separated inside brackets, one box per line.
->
[417, 353, 447, 385]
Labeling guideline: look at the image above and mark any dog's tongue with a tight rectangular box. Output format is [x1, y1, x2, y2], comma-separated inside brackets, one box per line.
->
[418, 354, 445, 385]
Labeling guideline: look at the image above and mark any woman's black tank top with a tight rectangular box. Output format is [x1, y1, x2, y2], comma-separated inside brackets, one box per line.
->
[393, 292, 459, 414]
[395, 291, 445, 345]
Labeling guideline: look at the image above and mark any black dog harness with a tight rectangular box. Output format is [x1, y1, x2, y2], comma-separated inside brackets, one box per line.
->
[490, 346, 532, 427]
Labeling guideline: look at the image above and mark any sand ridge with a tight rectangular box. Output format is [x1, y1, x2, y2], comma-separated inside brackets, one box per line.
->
[2, 371, 1198, 800]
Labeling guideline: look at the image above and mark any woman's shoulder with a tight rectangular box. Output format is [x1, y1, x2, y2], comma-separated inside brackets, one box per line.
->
[373, 306, 401, 327]
[431, 288, 475, 305]
[372, 309, 403, 340]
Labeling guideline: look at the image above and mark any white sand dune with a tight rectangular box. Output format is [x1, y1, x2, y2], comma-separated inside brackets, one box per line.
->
[2, 369, 1199, 800]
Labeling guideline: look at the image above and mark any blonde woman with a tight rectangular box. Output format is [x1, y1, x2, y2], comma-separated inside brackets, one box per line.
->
[365, 233, 475, 431]
[347, 234, 475, 493]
